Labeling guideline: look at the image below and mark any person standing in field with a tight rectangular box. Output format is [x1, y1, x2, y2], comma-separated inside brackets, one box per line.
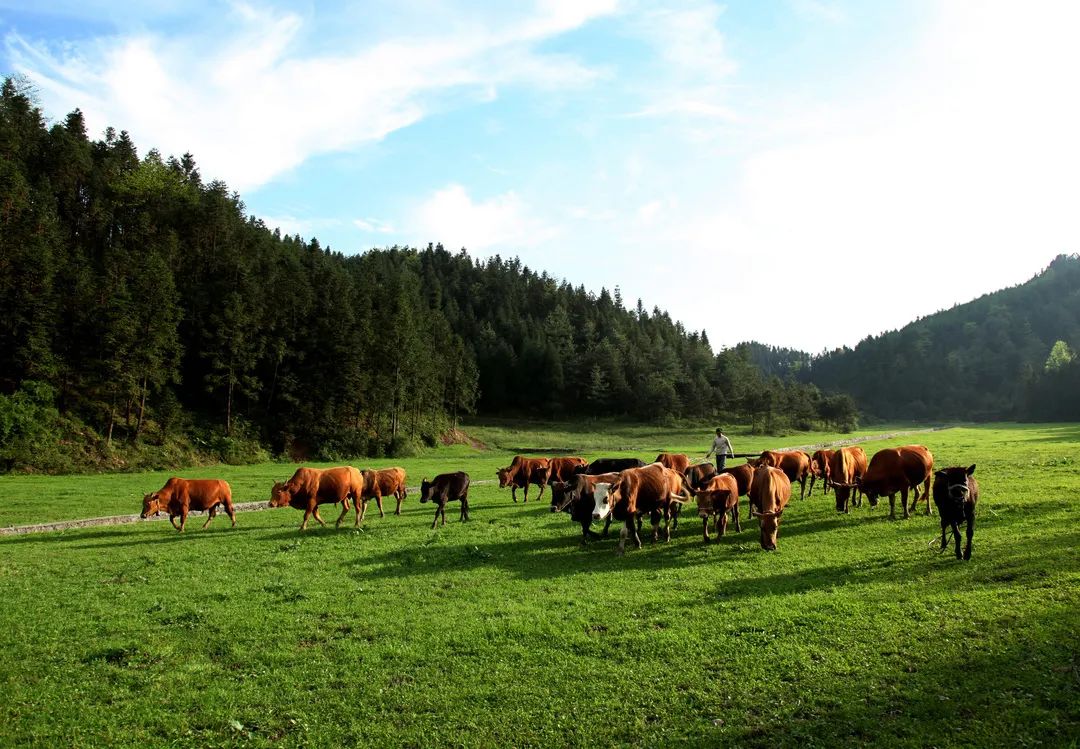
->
[706, 428, 734, 471]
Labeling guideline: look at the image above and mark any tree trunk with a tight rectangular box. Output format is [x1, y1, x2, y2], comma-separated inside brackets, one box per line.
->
[226, 372, 234, 437]
[134, 375, 148, 441]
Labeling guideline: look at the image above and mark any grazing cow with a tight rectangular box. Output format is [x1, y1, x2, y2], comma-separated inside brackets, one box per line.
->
[419, 472, 471, 529]
[141, 478, 235, 532]
[655, 453, 691, 473]
[808, 449, 835, 496]
[551, 471, 623, 543]
[829, 447, 868, 513]
[359, 467, 408, 519]
[755, 450, 811, 500]
[859, 445, 934, 520]
[579, 457, 646, 475]
[750, 465, 792, 551]
[684, 462, 718, 491]
[268, 466, 365, 530]
[933, 465, 979, 560]
[603, 464, 691, 554]
[695, 473, 741, 542]
[496, 456, 550, 503]
[547, 456, 588, 483]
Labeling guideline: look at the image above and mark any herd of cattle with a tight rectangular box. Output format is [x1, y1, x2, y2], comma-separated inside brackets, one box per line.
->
[139, 444, 980, 559]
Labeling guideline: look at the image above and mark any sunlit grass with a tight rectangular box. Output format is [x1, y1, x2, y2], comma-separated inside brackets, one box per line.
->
[0, 424, 1076, 747]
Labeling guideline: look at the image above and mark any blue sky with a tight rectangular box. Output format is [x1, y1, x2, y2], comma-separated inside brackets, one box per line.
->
[4, 1, 1079, 352]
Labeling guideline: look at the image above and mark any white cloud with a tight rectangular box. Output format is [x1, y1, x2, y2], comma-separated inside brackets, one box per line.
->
[620, 0, 1080, 351]
[413, 184, 557, 251]
[5, 2, 616, 191]
[790, 0, 847, 25]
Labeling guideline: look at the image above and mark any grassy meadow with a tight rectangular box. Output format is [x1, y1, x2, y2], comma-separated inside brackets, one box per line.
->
[0, 423, 1077, 747]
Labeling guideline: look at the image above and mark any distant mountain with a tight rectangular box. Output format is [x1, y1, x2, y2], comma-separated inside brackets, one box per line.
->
[791, 255, 1080, 420]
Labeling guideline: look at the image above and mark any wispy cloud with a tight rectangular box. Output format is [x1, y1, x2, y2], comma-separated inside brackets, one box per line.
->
[353, 217, 396, 234]
[5, 1, 616, 191]
[790, 0, 848, 25]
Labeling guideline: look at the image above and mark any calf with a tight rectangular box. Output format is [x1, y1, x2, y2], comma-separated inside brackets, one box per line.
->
[141, 478, 236, 532]
[496, 456, 550, 503]
[695, 473, 741, 542]
[359, 467, 408, 519]
[933, 465, 978, 560]
[419, 472, 471, 529]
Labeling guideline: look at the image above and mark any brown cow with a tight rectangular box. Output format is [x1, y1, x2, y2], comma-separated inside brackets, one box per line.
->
[750, 465, 792, 550]
[359, 467, 408, 519]
[695, 472, 741, 542]
[141, 478, 236, 532]
[859, 445, 934, 520]
[268, 466, 365, 530]
[496, 456, 550, 503]
[684, 462, 718, 491]
[829, 447, 868, 513]
[606, 464, 691, 554]
[755, 450, 811, 500]
[808, 449, 835, 496]
[547, 456, 588, 482]
[655, 452, 690, 473]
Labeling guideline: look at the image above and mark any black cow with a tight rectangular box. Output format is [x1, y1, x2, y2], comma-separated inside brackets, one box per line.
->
[578, 457, 646, 475]
[419, 472, 471, 529]
[932, 465, 978, 560]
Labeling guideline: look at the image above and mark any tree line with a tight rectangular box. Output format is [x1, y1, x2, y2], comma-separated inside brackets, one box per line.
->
[751, 255, 1080, 422]
[0, 78, 856, 471]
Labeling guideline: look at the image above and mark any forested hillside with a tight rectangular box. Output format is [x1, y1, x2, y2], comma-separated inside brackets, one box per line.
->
[794, 255, 1080, 420]
[0, 78, 853, 471]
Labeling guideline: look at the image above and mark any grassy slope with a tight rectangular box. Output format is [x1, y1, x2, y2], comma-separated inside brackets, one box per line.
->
[0, 424, 1077, 747]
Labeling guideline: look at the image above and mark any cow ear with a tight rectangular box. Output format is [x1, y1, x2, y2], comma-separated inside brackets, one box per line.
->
[966, 464, 976, 475]
[935, 469, 947, 478]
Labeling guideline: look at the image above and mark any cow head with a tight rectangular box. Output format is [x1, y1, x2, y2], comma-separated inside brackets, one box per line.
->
[550, 481, 572, 512]
[496, 467, 512, 488]
[592, 482, 617, 520]
[936, 465, 975, 509]
[695, 489, 726, 519]
[419, 478, 432, 504]
[268, 481, 293, 508]
[757, 507, 783, 550]
[140, 492, 163, 518]
[830, 480, 855, 512]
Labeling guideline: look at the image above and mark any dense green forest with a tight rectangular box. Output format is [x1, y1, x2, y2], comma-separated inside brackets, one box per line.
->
[747, 256, 1080, 421]
[0, 78, 854, 471]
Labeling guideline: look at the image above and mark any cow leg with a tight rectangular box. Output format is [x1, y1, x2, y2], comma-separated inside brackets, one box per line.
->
[461, 498, 470, 522]
[939, 517, 949, 553]
[431, 504, 440, 530]
[169, 514, 181, 531]
[354, 497, 363, 527]
[201, 505, 218, 530]
[733, 502, 741, 533]
[664, 510, 672, 542]
[963, 510, 974, 560]
[537, 482, 546, 501]
[395, 490, 403, 516]
[441, 504, 447, 526]
[902, 488, 911, 520]
[312, 507, 327, 528]
[178, 509, 188, 532]
[335, 499, 351, 528]
[924, 480, 934, 515]
[374, 492, 385, 518]
[702, 517, 710, 543]
[808, 476, 815, 497]
[888, 494, 896, 520]
[951, 521, 963, 560]
[719, 510, 729, 538]
[224, 500, 237, 528]
[799, 477, 807, 501]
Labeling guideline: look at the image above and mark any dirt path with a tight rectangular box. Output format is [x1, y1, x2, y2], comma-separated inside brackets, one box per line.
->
[0, 427, 948, 536]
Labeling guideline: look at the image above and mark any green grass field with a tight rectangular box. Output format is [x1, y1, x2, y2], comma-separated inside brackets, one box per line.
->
[0, 424, 1077, 747]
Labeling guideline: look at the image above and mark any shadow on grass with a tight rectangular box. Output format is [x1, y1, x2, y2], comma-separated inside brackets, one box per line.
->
[0, 523, 266, 549]
[672, 603, 1079, 748]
